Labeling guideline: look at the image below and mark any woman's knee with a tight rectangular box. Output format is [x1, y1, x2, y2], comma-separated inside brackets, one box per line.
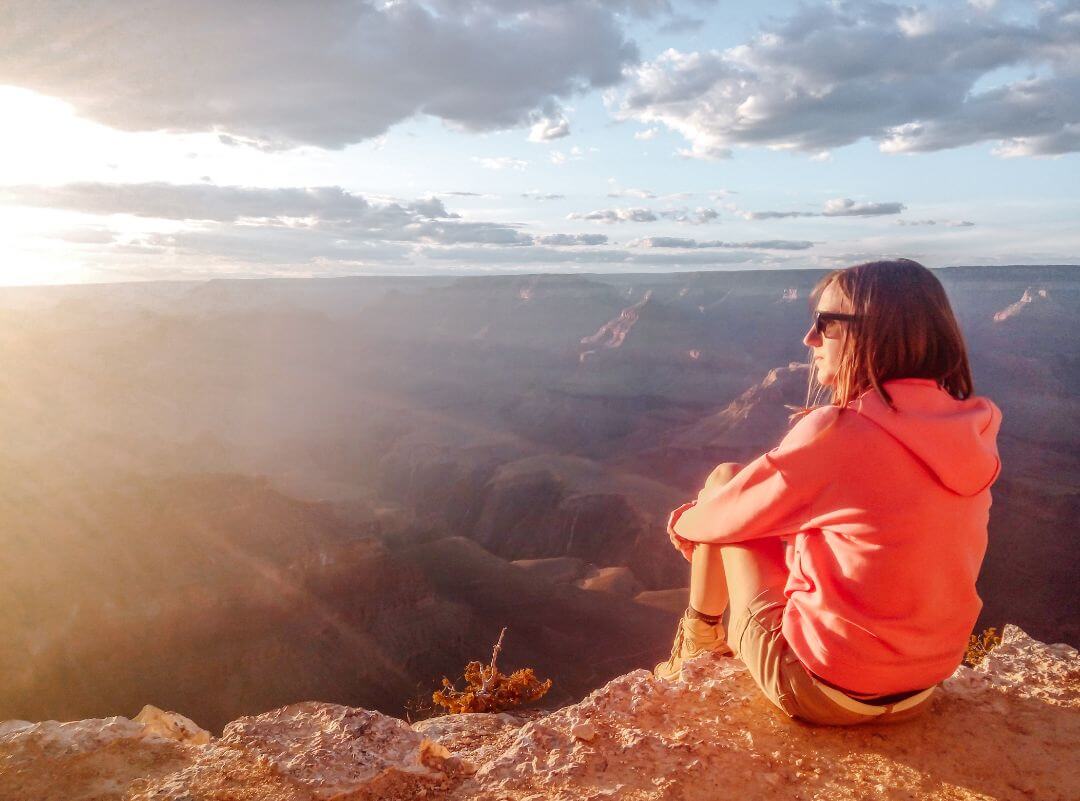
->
[703, 462, 744, 492]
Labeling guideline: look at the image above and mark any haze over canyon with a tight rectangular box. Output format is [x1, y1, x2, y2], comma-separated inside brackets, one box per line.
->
[1, 264, 1076, 731]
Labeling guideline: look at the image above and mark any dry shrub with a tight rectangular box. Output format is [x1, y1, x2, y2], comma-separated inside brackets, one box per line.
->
[964, 626, 1003, 667]
[432, 628, 552, 715]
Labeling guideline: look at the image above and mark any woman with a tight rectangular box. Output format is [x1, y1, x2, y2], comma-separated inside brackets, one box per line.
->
[653, 259, 1002, 726]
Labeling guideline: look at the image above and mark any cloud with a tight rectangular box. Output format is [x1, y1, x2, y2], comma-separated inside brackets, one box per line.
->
[0, 1, 671, 149]
[660, 207, 719, 224]
[607, 187, 657, 199]
[55, 226, 118, 244]
[549, 146, 587, 166]
[420, 245, 778, 267]
[534, 233, 609, 246]
[521, 192, 566, 200]
[568, 207, 659, 223]
[735, 197, 905, 220]
[632, 236, 813, 249]
[657, 15, 706, 35]
[613, 2, 1080, 158]
[472, 156, 529, 171]
[138, 228, 414, 265]
[567, 204, 719, 224]
[897, 219, 976, 227]
[2, 182, 406, 222]
[634, 128, 660, 140]
[821, 198, 905, 217]
[527, 103, 572, 142]
[0, 182, 534, 251]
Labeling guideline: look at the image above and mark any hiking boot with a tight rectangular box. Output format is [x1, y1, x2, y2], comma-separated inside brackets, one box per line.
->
[653, 610, 734, 681]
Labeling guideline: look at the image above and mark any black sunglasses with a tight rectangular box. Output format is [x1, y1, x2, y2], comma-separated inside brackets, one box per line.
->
[812, 311, 858, 338]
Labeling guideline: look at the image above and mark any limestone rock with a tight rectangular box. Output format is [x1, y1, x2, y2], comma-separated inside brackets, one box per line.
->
[133, 704, 212, 745]
[2, 625, 1076, 801]
[412, 711, 532, 768]
[0, 715, 200, 801]
[470, 624, 1079, 800]
[634, 586, 689, 615]
[511, 556, 590, 584]
[577, 566, 643, 596]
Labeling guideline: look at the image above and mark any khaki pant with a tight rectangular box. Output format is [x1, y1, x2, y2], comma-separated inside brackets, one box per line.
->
[728, 587, 936, 726]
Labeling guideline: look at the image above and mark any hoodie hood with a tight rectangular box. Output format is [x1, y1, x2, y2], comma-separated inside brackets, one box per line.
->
[850, 378, 1002, 496]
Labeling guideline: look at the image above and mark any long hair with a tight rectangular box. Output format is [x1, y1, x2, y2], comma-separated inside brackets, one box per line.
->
[790, 259, 975, 421]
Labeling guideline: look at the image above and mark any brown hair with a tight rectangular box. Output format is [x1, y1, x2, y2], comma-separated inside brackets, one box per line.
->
[797, 259, 975, 416]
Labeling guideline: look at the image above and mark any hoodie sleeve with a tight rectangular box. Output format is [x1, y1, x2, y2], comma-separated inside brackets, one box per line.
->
[672, 405, 843, 545]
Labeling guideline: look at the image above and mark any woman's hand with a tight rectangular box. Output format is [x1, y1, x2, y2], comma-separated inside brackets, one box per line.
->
[667, 501, 698, 562]
[667, 463, 744, 562]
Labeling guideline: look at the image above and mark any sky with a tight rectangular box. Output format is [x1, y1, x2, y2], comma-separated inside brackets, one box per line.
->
[0, 0, 1077, 286]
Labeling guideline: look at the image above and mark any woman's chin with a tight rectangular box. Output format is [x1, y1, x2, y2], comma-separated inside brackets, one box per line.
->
[815, 368, 837, 386]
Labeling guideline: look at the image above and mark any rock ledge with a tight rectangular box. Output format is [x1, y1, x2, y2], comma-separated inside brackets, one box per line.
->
[1, 624, 1076, 801]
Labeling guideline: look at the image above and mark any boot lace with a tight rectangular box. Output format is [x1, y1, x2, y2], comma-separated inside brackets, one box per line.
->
[661, 619, 686, 671]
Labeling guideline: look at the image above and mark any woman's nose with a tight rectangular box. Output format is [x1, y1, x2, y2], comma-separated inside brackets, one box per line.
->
[803, 324, 819, 348]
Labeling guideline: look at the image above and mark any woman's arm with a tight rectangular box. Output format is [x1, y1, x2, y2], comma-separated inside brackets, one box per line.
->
[672, 405, 842, 546]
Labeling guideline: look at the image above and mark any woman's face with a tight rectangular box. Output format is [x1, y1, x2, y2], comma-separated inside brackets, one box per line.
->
[802, 282, 852, 387]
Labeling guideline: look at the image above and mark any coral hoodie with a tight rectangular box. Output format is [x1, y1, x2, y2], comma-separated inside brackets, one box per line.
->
[671, 378, 1003, 696]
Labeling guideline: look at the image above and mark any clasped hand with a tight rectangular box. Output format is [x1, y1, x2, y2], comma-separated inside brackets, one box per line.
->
[667, 462, 743, 562]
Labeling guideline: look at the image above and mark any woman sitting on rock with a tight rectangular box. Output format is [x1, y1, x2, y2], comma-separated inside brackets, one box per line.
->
[654, 258, 1002, 726]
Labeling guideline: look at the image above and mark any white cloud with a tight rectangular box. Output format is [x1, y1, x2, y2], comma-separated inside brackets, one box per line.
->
[0, 0, 666, 149]
[634, 127, 660, 140]
[527, 104, 572, 142]
[613, 2, 1080, 158]
[568, 207, 659, 223]
[472, 156, 529, 171]
[549, 146, 586, 166]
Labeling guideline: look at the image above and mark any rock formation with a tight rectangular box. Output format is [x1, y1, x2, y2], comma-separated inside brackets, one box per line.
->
[3, 624, 1076, 801]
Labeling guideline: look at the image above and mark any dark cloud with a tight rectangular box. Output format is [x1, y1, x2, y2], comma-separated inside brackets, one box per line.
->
[420, 244, 775, 266]
[660, 207, 719, 224]
[616, 1, 1080, 158]
[657, 15, 706, 35]
[897, 219, 976, 227]
[534, 233, 609, 246]
[1, 182, 432, 223]
[0, 182, 532, 248]
[568, 207, 659, 223]
[633, 237, 813, 249]
[738, 197, 904, 220]
[138, 229, 413, 265]
[822, 199, 905, 217]
[566, 205, 718, 224]
[0, 1, 672, 148]
[54, 227, 118, 244]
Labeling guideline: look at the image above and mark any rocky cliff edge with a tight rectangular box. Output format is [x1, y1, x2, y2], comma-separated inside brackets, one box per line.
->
[1, 624, 1077, 801]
